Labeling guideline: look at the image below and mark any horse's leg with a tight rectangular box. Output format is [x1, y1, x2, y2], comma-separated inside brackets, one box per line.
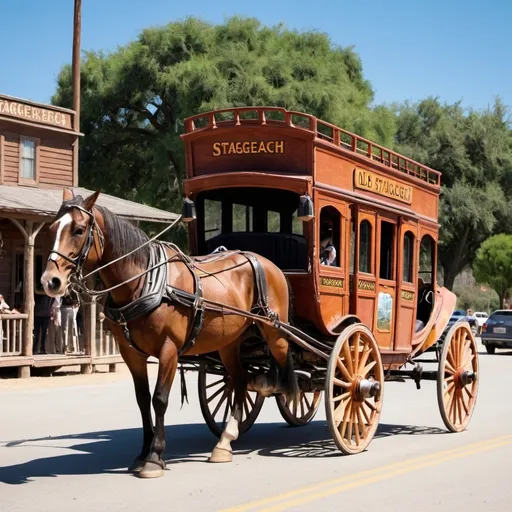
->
[117, 342, 154, 473]
[139, 338, 178, 478]
[209, 343, 245, 464]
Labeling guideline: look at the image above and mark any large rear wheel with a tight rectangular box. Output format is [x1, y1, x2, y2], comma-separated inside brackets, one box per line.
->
[325, 323, 384, 455]
[198, 365, 265, 438]
[437, 322, 479, 432]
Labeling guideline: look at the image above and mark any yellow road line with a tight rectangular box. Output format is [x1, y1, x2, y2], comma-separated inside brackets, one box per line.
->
[221, 435, 512, 512]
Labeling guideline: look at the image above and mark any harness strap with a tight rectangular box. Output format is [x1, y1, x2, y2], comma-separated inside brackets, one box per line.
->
[241, 252, 277, 321]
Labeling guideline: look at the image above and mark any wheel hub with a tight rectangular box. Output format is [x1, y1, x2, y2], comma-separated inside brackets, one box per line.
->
[355, 378, 381, 401]
[458, 370, 477, 387]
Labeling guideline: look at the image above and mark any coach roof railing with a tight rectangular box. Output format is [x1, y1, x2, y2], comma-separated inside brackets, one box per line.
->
[184, 106, 441, 187]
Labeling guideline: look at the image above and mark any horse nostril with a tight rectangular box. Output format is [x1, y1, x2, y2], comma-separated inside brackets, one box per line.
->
[49, 277, 61, 291]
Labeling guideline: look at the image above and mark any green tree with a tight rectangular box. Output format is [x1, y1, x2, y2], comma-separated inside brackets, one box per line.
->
[473, 234, 512, 308]
[394, 97, 512, 289]
[52, 16, 394, 246]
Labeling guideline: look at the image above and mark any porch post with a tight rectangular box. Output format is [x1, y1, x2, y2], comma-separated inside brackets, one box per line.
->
[82, 296, 96, 374]
[10, 219, 45, 377]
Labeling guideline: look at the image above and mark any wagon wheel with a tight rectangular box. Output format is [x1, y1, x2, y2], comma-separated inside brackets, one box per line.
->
[275, 390, 322, 426]
[198, 366, 265, 438]
[437, 322, 479, 432]
[325, 323, 384, 455]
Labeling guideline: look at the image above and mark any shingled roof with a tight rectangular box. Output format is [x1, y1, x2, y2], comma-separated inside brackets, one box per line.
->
[0, 185, 179, 223]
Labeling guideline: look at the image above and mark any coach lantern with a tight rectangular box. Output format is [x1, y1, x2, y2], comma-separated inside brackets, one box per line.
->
[182, 197, 196, 222]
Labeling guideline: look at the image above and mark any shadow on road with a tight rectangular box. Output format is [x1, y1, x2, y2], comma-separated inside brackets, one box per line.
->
[0, 421, 447, 485]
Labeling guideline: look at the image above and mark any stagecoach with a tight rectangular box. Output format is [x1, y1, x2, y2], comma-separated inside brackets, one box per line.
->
[179, 106, 479, 453]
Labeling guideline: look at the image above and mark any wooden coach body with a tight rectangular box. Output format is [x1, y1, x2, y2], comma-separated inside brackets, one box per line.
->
[181, 107, 455, 368]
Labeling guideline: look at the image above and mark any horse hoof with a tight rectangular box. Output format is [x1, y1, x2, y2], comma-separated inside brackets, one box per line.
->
[128, 458, 145, 473]
[138, 461, 166, 478]
[208, 447, 232, 463]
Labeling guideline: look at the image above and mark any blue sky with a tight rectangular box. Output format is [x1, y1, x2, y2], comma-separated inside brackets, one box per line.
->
[0, 0, 510, 112]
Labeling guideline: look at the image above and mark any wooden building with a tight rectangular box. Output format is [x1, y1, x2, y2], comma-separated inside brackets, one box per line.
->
[0, 93, 178, 377]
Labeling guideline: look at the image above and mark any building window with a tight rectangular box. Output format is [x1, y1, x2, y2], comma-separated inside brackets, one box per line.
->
[20, 137, 37, 181]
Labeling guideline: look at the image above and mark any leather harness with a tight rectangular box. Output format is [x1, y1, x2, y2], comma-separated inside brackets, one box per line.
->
[103, 243, 275, 358]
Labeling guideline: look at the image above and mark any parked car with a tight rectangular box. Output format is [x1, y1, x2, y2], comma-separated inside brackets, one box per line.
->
[481, 309, 512, 354]
[446, 309, 466, 330]
[474, 311, 489, 335]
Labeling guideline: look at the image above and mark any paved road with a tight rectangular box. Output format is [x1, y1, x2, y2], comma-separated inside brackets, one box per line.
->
[1, 339, 511, 512]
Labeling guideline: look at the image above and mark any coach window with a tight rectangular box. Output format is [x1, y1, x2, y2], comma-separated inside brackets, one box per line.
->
[419, 235, 436, 285]
[319, 206, 341, 268]
[403, 231, 414, 283]
[359, 220, 372, 273]
[379, 221, 395, 280]
[204, 199, 222, 240]
[233, 204, 253, 232]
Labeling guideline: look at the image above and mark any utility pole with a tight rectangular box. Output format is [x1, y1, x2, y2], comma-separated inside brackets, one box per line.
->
[71, 0, 82, 186]
[72, 0, 82, 131]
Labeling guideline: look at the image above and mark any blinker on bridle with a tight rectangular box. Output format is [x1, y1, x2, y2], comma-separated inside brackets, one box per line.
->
[48, 205, 105, 278]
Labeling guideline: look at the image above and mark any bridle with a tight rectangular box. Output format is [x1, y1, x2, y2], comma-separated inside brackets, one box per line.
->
[48, 205, 105, 283]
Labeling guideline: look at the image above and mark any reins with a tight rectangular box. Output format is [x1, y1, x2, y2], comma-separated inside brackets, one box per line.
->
[64, 207, 248, 298]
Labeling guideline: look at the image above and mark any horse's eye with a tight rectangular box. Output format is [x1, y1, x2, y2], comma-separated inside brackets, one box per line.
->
[74, 228, 85, 237]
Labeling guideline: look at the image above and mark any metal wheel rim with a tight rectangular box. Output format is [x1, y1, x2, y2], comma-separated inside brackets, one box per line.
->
[437, 322, 479, 433]
[198, 368, 265, 438]
[325, 323, 384, 455]
[276, 390, 322, 426]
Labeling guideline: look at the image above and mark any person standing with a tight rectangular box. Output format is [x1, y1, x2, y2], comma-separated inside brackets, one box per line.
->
[34, 285, 52, 354]
[46, 297, 63, 354]
[61, 289, 80, 353]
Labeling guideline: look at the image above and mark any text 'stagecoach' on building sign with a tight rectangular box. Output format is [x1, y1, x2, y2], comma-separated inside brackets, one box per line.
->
[212, 140, 285, 157]
[0, 98, 72, 129]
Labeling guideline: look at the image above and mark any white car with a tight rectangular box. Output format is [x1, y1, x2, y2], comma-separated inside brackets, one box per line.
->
[474, 311, 489, 334]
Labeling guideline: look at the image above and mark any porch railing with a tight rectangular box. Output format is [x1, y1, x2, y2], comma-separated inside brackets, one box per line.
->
[96, 311, 120, 358]
[0, 313, 28, 356]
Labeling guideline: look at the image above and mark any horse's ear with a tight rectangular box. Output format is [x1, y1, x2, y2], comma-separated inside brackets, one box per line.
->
[63, 188, 75, 201]
[83, 189, 101, 211]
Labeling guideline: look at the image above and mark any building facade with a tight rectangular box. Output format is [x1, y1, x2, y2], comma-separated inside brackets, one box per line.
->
[0, 93, 178, 377]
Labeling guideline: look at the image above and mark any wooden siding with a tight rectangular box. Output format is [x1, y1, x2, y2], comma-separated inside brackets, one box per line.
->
[3, 133, 19, 184]
[39, 137, 73, 187]
[0, 127, 74, 187]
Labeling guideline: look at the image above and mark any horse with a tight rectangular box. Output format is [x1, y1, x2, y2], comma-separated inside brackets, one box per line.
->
[41, 188, 299, 478]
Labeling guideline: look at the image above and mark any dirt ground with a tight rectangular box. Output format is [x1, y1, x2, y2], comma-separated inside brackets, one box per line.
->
[0, 362, 159, 391]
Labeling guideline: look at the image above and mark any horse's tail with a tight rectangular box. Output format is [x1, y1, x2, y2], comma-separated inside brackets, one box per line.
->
[277, 275, 300, 403]
[286, 275, 295, 327]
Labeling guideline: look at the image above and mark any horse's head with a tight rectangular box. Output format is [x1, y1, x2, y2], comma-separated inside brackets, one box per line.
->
[41, 188, 104, 297]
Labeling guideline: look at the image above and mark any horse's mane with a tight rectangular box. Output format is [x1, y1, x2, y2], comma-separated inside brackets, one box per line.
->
[57, 197, 150, 268]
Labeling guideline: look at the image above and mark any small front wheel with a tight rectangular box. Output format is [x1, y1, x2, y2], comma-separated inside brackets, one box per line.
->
[198, 365, 265, 438]
[276, 390, 322, 426]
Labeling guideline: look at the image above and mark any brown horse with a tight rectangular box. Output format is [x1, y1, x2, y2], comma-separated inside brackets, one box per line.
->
[41, 188, 298, 478]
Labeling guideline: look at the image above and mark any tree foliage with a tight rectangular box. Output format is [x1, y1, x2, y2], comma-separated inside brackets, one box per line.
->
[52, 16, 394, 244]
[394, 97, 512, 289]
[51, 16, 512, 291]
[473, 234, 512, 307]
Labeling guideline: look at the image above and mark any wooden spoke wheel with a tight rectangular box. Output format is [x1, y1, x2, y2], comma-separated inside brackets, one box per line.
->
[198, 366, 265, 438]
[275, 390, 322, 426]
[437, 322, 479, 433]
[325, 323, 384, 455]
